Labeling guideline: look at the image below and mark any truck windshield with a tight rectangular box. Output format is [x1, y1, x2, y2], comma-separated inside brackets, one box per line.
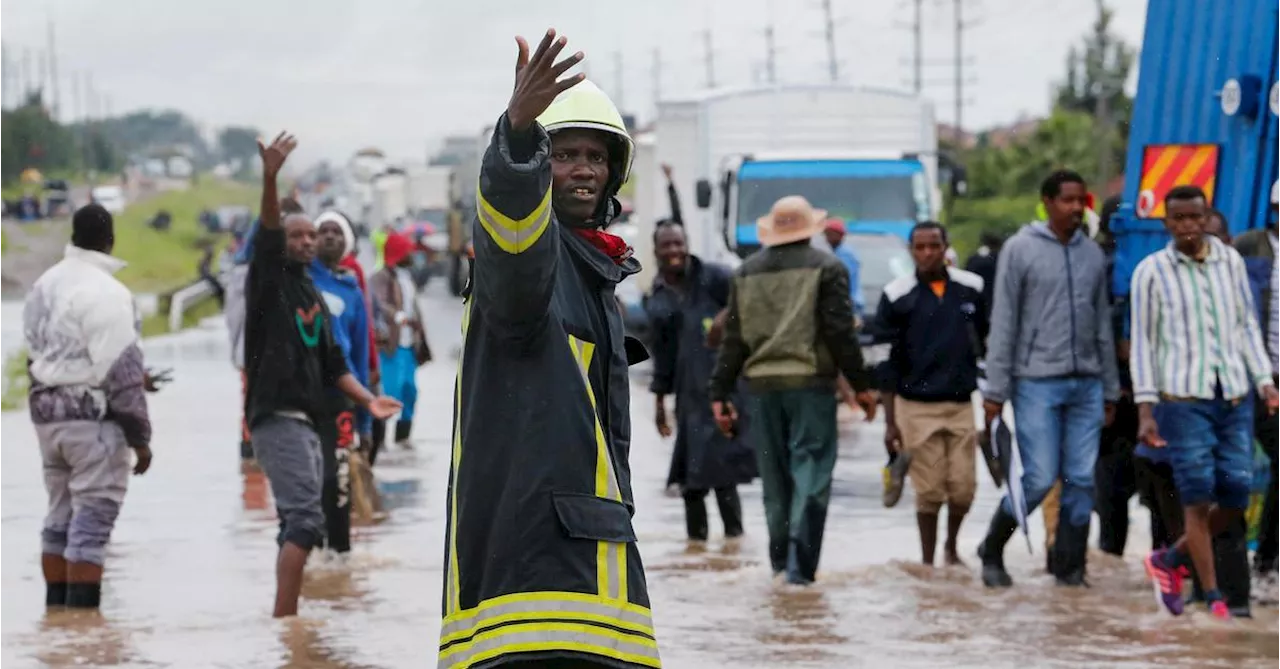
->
[737, 175, 921, 223]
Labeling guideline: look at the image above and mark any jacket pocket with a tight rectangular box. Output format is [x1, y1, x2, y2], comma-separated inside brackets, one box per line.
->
[551, 491, 637, 543]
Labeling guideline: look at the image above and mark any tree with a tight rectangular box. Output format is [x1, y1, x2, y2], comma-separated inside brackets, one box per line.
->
[218, 126, 261, 163]
[1, 92, 79, 184]
[1054, 0, 1135, 186]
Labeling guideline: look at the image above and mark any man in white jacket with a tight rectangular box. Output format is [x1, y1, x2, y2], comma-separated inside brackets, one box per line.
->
[24, 204, 154, 610]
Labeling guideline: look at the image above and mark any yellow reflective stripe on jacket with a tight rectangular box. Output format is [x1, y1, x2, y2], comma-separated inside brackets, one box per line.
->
[445, 299, 474, 615]
[439, 591, 655, 646]
[567, 335, 628, 602]
[476, 184, 552, 254]
[438, 622, 661, 669]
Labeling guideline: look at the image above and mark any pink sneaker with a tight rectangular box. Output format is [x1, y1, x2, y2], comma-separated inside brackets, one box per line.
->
[1143, 550, 1185, 616]
[1208, 600, 1231, 620]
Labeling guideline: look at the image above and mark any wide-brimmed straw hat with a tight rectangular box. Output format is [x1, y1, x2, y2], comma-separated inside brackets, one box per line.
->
[757, 196, 828, 247]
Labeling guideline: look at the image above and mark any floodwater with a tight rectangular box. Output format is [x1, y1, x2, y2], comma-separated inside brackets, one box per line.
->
[2, 285, 1276, 669]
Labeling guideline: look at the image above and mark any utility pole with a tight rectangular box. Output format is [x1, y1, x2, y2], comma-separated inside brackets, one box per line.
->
[764, 24, 777, 85]
[85, 71, 95, 121]
[22, 47, 32, 100]
[651, 48, 662, 105]
[71, 71, 82, 122]
[821, 0, 838, 82]
[953, 0, 964, 138]
[613, 51, 624, 111]
[47, 18, 60, 119]
[912, 0, 923, 93]
[37, 49, 48, 102]
[702, 28, 715, 88]
[0, 47, 9, 108]
[1091, 0, 1113, 190]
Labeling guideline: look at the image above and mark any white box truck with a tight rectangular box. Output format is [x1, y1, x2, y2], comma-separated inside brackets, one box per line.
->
[633, 85, 946, 266]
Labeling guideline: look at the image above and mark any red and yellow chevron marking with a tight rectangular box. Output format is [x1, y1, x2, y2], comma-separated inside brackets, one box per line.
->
[1137, 144, 1219, 218]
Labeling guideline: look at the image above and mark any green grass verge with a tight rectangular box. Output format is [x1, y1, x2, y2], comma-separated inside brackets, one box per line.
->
[113, 179, 257, 293]
[3, 296, 224, 411]
[2, 347, 29, 411]
[139, 296, 223, 338]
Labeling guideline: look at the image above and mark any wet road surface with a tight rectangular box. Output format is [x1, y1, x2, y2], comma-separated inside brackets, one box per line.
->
[2, 285, 1277, 668]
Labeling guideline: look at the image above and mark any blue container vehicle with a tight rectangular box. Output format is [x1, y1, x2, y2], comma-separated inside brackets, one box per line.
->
[1109, 0, 1278, 301]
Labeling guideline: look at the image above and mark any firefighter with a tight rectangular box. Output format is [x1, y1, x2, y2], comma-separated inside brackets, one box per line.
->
[437, 30, 660, 669]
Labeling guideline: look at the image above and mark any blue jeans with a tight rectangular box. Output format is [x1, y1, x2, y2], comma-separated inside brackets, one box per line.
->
[1154, 387, 1253, 510]
[999, 377, 1104, 528]
[379, 346, 419, 423]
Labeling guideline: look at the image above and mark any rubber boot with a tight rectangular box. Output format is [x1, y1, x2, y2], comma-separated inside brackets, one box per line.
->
[977, 508, 1018, 588]
[1053, 520, 1090, 587]
[46, 582, 68, 607]
[394, 420, 412, 445]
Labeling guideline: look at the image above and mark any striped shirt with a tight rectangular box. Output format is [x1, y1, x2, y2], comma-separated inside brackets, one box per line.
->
[1129, 236, 1274, 404]
[1269, 233, 1278, 373]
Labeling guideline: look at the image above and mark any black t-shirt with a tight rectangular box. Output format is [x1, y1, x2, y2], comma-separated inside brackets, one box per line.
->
[244, 226, 348, 428]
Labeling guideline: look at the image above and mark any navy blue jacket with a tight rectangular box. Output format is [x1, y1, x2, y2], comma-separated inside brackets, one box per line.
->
[874, 267, 988, 402]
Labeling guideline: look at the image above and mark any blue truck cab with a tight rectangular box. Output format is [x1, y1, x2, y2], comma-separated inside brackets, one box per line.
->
[1110, 0, 1278, 306]
[727, 157, 934, 256]
[696, 154, 938, 260]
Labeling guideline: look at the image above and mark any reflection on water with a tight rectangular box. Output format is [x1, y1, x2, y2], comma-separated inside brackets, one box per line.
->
[2, 289, 1276, 668]
[31, 610, 137, 668]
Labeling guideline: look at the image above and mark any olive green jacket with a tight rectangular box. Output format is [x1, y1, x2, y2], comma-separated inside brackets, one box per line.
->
[709, 241, 871, 399]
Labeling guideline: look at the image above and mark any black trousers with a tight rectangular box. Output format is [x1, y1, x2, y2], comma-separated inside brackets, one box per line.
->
[1094, 446, 1137, 556]
[1255, 383, 1279, 572]
[317, 398, 355, 553]
[369, 418, 386, 466]
[682, 487, 744, 541]
[1095, 396, 1139, 556]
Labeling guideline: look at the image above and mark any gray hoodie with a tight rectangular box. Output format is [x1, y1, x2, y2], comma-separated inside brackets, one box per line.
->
[984, 221, 1120, 404]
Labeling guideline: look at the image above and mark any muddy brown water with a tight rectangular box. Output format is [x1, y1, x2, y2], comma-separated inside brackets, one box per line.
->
[2, 287, 1276, 668]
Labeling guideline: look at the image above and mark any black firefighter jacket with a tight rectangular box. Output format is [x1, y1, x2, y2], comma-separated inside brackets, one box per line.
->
[438, 115, 661, 669]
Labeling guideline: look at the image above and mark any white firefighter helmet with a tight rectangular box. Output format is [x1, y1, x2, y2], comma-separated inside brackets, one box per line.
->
[537, 80, 634, 184]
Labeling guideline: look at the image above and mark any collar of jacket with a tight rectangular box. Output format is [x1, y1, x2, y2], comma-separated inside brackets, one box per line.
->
[1028, 220, 1086, 246]
[64, 244, 127, 274]
[563, 225, 640, 285]
[310, 258, 358, 286]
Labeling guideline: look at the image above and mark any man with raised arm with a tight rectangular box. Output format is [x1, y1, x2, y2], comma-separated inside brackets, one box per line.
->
[438, 30, 661, 669]
[244, 133, 400, 618]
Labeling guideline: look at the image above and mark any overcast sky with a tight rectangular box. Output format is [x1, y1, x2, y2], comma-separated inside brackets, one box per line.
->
[2, 0, 1148, 166]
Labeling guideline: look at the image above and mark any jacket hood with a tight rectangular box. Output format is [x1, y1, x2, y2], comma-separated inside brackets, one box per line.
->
[310, 258, 359, 288]
[1024, 220, 1087, 246]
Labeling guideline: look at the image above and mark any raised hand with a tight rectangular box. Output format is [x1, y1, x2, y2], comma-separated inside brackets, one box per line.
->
[257, 131, 298, 177]
[507, 29, 585, 131]
[368, 395, 404, 421]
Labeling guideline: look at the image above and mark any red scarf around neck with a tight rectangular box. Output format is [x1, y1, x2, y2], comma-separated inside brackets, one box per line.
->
[572, 228, 633, 265]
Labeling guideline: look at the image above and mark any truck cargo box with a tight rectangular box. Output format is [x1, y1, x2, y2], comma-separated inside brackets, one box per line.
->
[1110, 0, 1278, 299]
